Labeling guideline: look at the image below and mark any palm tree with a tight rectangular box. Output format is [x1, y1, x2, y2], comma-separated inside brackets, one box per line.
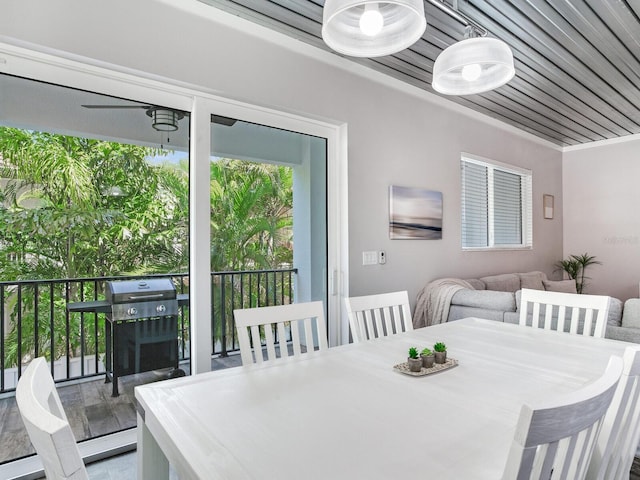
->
[0, 128, 295, 365]
[0, 127, 189, 365]
[555, 253, 602, 294]
[209, 159, 293, 351]
[210, 159, 292, 271]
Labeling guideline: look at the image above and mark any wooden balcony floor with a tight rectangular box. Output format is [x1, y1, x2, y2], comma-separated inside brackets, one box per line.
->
[0, 353, 243, 465]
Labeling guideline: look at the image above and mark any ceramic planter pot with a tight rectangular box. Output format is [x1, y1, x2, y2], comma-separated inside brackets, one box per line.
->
[407, 357, 423, 372]
[421, 354, 435, 368]
[434, 351, 447, 364]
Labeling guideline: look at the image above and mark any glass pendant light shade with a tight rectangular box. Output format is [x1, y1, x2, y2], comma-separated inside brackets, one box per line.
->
[322, 0, 426, 58]
[432, 37, 515, 95]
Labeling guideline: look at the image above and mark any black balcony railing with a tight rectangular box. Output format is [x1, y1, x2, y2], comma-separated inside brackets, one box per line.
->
[0, 268, 296, 394]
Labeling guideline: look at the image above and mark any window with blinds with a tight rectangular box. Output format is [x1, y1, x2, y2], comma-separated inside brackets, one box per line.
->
[461, 154, 532, 250]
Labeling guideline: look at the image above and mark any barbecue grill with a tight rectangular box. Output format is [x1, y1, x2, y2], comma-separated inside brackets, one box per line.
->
[66, 278, 187, 396]
[106, 278, 178, 321]
[99, 278, 185, 396]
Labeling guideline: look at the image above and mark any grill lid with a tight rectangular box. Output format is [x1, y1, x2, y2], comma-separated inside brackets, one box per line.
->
[105, 278, 176, 305]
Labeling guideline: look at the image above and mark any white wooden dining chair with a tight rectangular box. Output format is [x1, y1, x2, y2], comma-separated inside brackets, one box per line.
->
[519, 288, 611, 338]
[587, 345, 640, 480]
[344, 290, 413, 342]
[16, 357, 89, 480]
[234, 301, 328, 365]
[501, 355, 623, 480]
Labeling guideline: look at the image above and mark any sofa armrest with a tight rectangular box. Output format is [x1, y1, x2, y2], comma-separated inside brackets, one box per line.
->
[450, 289, 516, 312]
[605, 325, 640, 344]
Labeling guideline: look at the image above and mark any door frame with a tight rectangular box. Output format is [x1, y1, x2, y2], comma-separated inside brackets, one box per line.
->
[0, 39, 349, 476]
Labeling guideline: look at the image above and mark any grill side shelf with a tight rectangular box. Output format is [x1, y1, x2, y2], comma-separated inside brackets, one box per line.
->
[66, 300, 111, 313]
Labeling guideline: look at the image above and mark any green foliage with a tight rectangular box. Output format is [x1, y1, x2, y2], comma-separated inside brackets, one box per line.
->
[433, 342, 446, 352]
[408, 347, 419, 359]
[0, 128, 186, 281]
[554, 253, 602, 294]
[420, 347, 432, 356]
[210, 159, 292, 271]
[0, 127, 294, 367]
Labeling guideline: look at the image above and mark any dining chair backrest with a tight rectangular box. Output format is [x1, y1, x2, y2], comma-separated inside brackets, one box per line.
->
[587, 345, 640, 480]
[501, 355, 623, 480]
[519, 288, 610, 338]
[344, 290, 412, 342]
[15, 357, 89, 480]
[234, 301, 328, 366]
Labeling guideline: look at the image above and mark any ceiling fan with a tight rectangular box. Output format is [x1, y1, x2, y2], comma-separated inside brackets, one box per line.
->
[81, 103, 237, 131]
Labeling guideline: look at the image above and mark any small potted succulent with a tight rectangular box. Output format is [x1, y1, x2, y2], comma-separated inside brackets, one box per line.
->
[420, 347, 435, 369]
[407, 347, 423, 372]
[433, 342, 447, 364]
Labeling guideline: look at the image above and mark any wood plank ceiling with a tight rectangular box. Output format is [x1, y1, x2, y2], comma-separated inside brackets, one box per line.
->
[197, 0, 640, 147]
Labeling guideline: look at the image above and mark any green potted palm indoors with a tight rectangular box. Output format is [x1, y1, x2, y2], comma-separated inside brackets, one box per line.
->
[433, 342, 447, 364]
[407, 347, 422, 372]
[554, 253, 602, 294]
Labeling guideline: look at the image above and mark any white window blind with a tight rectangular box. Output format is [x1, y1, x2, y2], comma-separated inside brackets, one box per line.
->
[461, 154, 532, 250]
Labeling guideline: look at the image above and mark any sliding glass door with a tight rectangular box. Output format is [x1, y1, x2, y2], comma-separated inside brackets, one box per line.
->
[0, 73, 191, 464]
[0, 43, 346, 476]
[208, 117, 328, 357]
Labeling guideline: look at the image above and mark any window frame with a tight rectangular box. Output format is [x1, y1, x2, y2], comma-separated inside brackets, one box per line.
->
[461, 153, 532, 251]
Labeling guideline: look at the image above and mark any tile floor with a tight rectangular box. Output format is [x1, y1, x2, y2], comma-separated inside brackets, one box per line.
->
[0, 354, 244, 464]
[83, 451, 177, 480]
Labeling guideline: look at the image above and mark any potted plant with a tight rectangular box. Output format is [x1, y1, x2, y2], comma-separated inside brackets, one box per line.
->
[554, 252, 602, 294]
[433, 342, 447, 364]
[407, 347, 423, 372]
[420, 347, 435, 368]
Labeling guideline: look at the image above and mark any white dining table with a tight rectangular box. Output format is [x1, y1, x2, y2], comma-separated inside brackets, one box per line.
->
[135, 317, 629, 480]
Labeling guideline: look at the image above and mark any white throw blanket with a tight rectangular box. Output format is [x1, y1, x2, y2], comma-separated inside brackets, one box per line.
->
[413, 278, 475, 328]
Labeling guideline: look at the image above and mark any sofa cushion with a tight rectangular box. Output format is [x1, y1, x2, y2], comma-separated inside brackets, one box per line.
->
[451, 289, 516, 312]
[518, 271, 547, 291]
[504, 311, 519, 324]
[607, 298, 623, 327]
[515, 289, 522, 311]
[606, 324, 640, 343]
[448, 305, 506, 322]
[479, 273, 521, 292]
[465, 278, 486, 290]
[622, 299, 640, 329]
[542, 279, 577, 293]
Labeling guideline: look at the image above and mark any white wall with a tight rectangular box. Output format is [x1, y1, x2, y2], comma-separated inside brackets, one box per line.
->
[563, 138, 640, 301]
[0, 0, 563, 306]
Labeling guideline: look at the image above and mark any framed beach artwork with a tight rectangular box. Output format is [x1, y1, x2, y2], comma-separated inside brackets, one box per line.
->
[389, 185, 443, 240]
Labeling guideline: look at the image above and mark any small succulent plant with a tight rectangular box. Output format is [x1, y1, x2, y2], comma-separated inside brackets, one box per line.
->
[421, 347, 432, 356]
[408, 347, 419, 359]
[433, 342, 447, 352]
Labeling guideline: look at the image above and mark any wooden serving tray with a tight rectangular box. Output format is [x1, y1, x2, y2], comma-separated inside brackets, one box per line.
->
[393, 358, 458, 377]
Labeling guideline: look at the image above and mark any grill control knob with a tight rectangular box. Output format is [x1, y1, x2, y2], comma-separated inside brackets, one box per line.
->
[156, 304, 167, 313]
[127, 307, 138, 316]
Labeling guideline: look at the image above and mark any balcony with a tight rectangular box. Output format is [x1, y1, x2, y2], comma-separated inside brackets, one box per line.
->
[0, 268, 296, 465]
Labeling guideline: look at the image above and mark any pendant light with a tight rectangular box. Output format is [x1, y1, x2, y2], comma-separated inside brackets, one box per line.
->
[322, 0, 427, 58]
[432, 25, 515, 95]
[146, 107, 184, 132]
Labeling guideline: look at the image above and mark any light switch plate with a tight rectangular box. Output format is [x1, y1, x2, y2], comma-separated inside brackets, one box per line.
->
[362, 251, 378, 266]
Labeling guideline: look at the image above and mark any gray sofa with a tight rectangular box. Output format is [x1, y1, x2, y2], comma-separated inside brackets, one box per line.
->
[444, 271, 640, 343]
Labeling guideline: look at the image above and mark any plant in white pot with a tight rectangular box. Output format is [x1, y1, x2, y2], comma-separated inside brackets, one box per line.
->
[407, 347, 423, 372]
[433, 342, 447, 364]
[420, 347, 435, 368]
